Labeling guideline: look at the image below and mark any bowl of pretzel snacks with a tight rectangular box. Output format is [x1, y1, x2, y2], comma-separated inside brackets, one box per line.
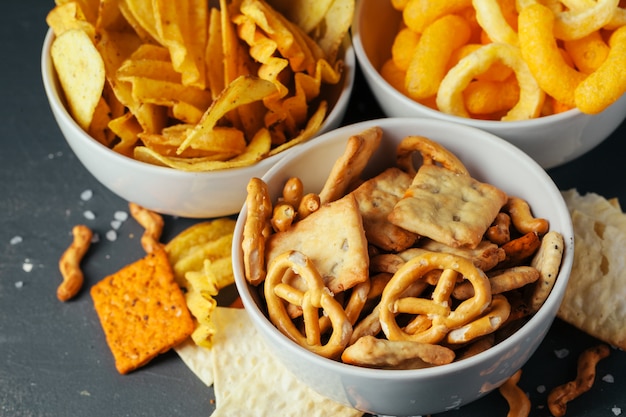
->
[353, 0, 626, 169]
[233, 117, 575, 416]
[41, 0, 355, 218]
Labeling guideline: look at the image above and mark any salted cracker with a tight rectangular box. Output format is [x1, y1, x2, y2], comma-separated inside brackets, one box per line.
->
[389, 164, 507, 249]
[266, 193, 369, 293]
[90, 245, 194, 374]
[557, 200, 626, 350]
[350, 167, 418, 252]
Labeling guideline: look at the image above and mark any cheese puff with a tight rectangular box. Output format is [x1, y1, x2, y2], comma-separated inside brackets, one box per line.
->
[391, 0, 409, 11]
[518, 3, 586, 108]
[473, 0, 519, 45]
[564, 30, 610, 74]
[405, 14, 472, 100]
[402, 0, 472, 33]
[575, 26, 626, 114]
[391, 27, 420, 71]
[463, 77, 520, 115]
[449, 43, 514, 81]
[380, 58, 408, 95]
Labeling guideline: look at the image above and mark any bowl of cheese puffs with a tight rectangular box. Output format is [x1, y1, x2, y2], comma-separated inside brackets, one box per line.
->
[41, 0, 355, 218]
[352, 0, 626, 169]
[233, 117, 574, 416]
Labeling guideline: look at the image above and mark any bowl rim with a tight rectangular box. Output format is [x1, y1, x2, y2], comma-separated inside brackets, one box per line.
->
[41, 27, 357, 179]
[351, 0, 587, 128]
[233, 117, 574, 380]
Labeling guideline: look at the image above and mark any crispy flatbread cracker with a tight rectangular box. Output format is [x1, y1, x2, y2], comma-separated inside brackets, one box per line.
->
[90, 245, 194, 374]
[389, 164, 507, 249]
[266, 193, 369, 293]
[558, 189, 626, 350]
[419, 239, 506, 271]
[208, 307, 362, 417]
[318, 126, 383, 204]
[350, 167, 418, 252]
[174, 338, 214, 386]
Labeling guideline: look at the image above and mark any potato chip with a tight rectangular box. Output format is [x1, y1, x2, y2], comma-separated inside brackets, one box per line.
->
[46, 2, 95, 39]
[51, 28, 105, 131]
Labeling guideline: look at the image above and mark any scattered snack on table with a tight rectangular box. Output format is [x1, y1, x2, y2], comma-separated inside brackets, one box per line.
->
[129, 202, 164, 253]
[165, 218, 237, 348]
[57, 224, 93, 302]
[559, 189, 626, 350]
[241, 128, 564, 368]
[90, 244, 194, 374]
[184, 307, 362, 417]
[547, 344, 611, 417]
[45, 0, 353, 171]
[498, 369, 531, 417]
[382, 0, 626, 119]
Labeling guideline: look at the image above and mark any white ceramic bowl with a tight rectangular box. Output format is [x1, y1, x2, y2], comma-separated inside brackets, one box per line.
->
[233, 118, 574, 416]
[41, 29, 355, 218]
[352, 0, 626, 169]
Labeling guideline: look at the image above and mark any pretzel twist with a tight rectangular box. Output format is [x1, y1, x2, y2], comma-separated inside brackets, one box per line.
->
[264, 250, 352, 359]
[379, 252, 491, 344]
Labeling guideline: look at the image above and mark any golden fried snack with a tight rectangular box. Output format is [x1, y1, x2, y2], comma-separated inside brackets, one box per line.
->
[271, 202, 296, 233]
[504, 196, 549, 236]
[296, 193, 321, 220]
[129, 202, 164, 253]
[396, 135, 469, 176]
[529, 230, 564, 312]
[57, 224, 93, 301]
[351, 167, 418, 252]
[499, 369, 531, 417]
[499, 232, 542, 268]
[242, 177, 272, 285]
[264, 250, 352, 359]
[548, 344, 611, 417]
[341, 335, 455, 369]
[389, 164, 508, 249]
[446, 294, 511, 344]
[452, 266, 540, 300]
[487, 212, 512, 245]
[280, 176, 304, 208]
[318, 126, 383, 204]
[379, 252, 491, 344]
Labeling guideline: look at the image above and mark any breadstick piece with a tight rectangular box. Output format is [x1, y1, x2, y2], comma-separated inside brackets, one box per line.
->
[57, 224, 93, 301]
[499, 369, 531, 417]
[547, 344, 611, 417]
[129, 202, 164, 253]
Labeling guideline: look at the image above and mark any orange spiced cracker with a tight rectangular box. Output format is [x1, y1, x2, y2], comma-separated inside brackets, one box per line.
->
[91, 245, 194, 374]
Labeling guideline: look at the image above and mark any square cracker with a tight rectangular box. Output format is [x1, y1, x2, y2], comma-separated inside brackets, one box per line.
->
[557, 208, 626, 350]
[388, 164, 507, 249]
[266, 193, 369, 293]
[350, 167, 418, 252]
[91, 245, 194, 374]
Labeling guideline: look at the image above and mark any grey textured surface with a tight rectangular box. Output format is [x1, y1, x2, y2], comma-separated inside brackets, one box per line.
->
[1, 1, 625, 416]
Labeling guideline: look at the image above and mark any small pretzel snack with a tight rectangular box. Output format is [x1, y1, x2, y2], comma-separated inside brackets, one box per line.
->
[241, 126, 564, 369]
[57, 224, 93, 301]
[547, 344, 611, 417]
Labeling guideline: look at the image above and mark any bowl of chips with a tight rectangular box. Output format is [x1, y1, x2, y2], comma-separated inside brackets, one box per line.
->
[352, 0, 626, 169]
[232, 117, 574, 416]
[41, 0, 355, 218]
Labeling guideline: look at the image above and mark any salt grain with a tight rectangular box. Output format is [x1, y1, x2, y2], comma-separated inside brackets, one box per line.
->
[554, 348, 570, 359]
[15, 281, 24, 289]
[83, 210, 96, 220]
[10, 236, 23, 245]
[22, 260, 33, 272]
[110, 220, 122, 230]
[80, 189, 93, 201]
[536, 385, 546, 394]
[612, 406, 622, 416]
[113, 211, 128, 222]
[602, 374, 615, 383]
[91, 233, 100, 243]
[105, 230, 117, 241]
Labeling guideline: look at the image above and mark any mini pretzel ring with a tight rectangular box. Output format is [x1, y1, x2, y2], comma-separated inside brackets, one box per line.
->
[379, 252, 492, 344]
[396, 135, 469, 176]
[264, 250, 352, 359]
[446, 294, 511, 344]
